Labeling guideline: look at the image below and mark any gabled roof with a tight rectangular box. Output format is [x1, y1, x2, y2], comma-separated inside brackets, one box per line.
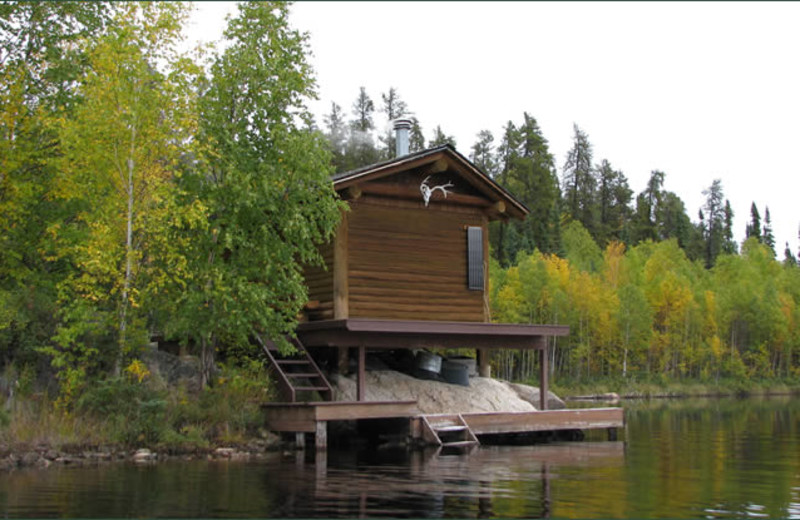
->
[332, 144, 529, 220]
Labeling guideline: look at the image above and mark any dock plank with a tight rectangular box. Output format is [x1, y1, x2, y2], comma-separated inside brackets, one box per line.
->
[462, 408, 624, 435]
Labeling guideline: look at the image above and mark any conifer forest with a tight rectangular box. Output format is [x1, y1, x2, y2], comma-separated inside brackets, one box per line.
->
[2, 1, 800, 413]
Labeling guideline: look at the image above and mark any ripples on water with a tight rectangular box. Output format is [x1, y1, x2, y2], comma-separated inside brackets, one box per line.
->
[1, 397, 799, 518]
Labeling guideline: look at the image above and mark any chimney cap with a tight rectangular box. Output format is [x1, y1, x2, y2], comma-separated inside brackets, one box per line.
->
[393, 118, 412, 130]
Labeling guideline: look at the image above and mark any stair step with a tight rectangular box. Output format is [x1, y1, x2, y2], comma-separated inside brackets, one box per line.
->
[441, 440, 479, 448]
[285, 373, 320, 378]
[294, 386, 331, 392]
[275, 360, 311, 365]
[435, 425, 467, 433]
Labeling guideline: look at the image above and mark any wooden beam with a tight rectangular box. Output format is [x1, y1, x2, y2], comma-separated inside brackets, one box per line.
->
[359, 182, 492, 207]
[462, 408, 624, 436]
[540, 345, 549, 410]
[333, 210, 349, 320]
[314, 400, 418, 421]
[357, 345, 366, 401]
[299, 329, 546, 350]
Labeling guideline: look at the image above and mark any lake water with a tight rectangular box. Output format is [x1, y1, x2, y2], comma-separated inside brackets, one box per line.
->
[2, 397, 799, 518]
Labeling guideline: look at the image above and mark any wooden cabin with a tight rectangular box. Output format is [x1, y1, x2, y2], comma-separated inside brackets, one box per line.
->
[261, 124, 624, 450]
[284, 128, 568, 399]
[302, 143, 527, 324]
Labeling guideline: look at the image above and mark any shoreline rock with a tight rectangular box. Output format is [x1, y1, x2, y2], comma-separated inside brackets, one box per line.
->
[0, 435, 287, 472]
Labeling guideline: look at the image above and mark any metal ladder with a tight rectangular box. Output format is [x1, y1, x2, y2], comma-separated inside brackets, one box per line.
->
[257, 335, 333, 403]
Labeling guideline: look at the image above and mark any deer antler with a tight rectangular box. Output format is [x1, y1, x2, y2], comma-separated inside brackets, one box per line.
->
[420, 176, 454, 207]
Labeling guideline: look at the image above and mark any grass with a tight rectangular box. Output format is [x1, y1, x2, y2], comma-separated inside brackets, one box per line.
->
[0, 360, 275, 454]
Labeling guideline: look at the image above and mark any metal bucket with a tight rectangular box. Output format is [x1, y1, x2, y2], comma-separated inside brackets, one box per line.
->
[414, 351, 442, 373]
[444, 356, 477, 377]
[441, 360, 470, 387]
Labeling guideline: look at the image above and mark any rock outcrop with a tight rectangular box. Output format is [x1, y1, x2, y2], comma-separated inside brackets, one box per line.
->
[330, 370, 565, 414]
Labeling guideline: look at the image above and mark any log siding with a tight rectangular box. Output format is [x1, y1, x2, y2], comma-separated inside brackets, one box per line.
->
[347, 200, 486, 322]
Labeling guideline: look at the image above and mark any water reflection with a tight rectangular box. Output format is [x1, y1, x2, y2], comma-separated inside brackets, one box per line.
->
[1, 397, 799, 518]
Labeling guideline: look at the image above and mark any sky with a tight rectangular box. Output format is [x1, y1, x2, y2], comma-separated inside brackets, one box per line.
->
[186, 2, 800, 257]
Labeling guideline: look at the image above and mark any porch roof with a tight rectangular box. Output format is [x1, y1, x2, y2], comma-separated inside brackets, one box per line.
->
[297, 318, 569, 351]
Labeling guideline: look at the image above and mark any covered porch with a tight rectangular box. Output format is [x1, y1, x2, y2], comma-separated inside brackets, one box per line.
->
[296, 317, 569, 410]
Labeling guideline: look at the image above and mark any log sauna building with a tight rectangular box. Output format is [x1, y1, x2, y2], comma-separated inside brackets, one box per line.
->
[262, 119, 624, 450]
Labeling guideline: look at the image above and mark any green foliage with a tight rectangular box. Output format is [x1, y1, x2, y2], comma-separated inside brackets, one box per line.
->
[172, 1, 345, 384]
[492, 230, 800, 384]
[491, 114, 561, 266]
[165, 360, 270, 445]
[77, 376, 167, 445]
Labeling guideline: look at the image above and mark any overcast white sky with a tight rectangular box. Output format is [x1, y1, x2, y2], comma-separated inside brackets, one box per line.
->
[187, 2, 800, 257]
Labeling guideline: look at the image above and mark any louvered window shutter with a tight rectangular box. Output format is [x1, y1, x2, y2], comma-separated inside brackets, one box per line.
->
[467, 226, 484, 291]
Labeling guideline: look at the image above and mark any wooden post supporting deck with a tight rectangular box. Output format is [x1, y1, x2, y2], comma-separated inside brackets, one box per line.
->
[477, 349, 491, 378]
[357, 346, 366, 401]
[333, 210, 349, 375]
[539, 344, 549, 411]
[316, 421, 328, 449]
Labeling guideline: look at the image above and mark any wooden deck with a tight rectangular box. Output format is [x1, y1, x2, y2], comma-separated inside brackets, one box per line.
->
[262, 400, 624, 450]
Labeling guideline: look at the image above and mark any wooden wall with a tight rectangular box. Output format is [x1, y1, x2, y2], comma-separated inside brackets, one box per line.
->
[347, 200, 486, 322]
[303, 241, 334, 320]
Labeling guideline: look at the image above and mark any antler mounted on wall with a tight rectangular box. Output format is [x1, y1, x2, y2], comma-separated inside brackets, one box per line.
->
[420, 176, 454, 207]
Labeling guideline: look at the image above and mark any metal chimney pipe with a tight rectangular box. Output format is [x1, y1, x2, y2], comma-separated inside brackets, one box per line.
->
[393, 118, 412, 157]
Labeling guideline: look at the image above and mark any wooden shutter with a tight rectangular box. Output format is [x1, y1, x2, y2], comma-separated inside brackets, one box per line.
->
[467, 226, 484, 291]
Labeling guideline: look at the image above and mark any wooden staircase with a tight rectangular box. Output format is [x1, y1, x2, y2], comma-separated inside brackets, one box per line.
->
[421, 413, 479, 452]
[257, 335, 333, 403]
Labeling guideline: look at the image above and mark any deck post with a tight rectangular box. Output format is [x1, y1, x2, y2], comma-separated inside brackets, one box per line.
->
[295, 432, 305, 450]
[477, 349, 491, 378]
[316, 421, 328, 449]
[539, 343, 549, 411]
[333, 210, 349, 321]
[357, 345, 366, 401]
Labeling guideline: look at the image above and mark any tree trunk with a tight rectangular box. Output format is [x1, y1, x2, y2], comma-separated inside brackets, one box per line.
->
[200, 334, 216, 388]
[116, 129, 136, 377]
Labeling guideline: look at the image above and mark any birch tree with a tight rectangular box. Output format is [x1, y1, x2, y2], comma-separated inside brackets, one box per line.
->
[47, 3, 199, 393]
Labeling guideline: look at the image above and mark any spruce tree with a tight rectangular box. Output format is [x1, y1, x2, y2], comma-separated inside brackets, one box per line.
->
[631, 170, 664, 243]
[470, 130, 497, 177]
[746, 202, 762, 241]
[596, 159, 632, 246]
[350, 86, 375, 132]
[701, 179, 725, 268]
[378, 87, 409, 158]
[562, 124, 596, 235]
[428, 125, 456, 148]
[722, 200, 737, 255]
[783, 242, 797, 267]
[323, 101, 347, 172]
[408, 117, 425, 153]
[490, 113, 560, 264]
[343, 87, 379, 169]
[658, 191, 693, 248]
[763, 206, 776, 256]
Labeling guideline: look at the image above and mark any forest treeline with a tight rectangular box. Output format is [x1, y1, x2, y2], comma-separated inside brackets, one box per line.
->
[2, 0, 800, 415]
[322, 85, 800, 384]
